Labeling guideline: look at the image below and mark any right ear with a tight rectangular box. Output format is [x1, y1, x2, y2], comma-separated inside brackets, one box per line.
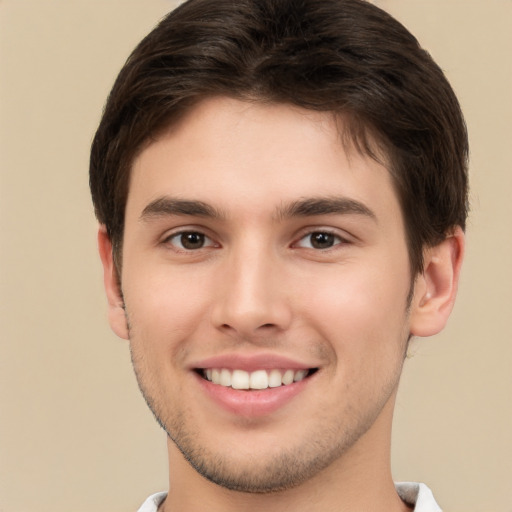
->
[97, 226, 129, 340]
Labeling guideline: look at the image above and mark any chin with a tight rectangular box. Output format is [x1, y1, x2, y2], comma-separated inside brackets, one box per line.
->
[171, 437, 341, 494]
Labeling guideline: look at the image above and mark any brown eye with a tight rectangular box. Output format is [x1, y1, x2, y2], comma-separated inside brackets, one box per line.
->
[180, 232, 205, 249]
[166, 231, 215, 251]
[310, 232, 336, 249]
[295, 231, 345, 250]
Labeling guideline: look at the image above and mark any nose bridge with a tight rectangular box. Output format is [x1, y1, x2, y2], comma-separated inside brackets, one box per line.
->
[212, 236, 290, 335]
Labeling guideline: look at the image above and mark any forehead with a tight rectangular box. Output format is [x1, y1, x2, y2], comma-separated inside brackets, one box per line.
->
[127, 96, 400, 224]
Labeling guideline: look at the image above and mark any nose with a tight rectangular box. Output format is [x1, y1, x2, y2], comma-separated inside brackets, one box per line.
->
[211, 244, 292, 339]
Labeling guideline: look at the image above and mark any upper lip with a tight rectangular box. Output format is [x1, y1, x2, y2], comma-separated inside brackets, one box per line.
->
[189, 353, 319, 372]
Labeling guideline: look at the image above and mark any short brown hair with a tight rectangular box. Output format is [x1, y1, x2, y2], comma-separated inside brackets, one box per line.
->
[90, 0, 469, 276]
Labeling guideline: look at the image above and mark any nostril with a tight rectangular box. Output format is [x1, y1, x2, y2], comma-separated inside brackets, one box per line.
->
[219, 322, 276, 331]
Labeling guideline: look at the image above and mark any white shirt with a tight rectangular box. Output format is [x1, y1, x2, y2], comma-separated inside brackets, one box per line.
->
[137, 482, 442, 511]
[395, 482, 442, 511]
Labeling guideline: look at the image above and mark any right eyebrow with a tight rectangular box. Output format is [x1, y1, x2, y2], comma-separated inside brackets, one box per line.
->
[139, 197, 225, 221]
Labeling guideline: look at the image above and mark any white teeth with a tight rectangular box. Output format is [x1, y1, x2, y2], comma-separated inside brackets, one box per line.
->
[268, 369, 282, 388]
[202, 368, 312, 390]
[220, 368, 232, 387]
[293, 369, 307, 382]
[282, 369, 294, 386]
[249, 370, 268, 389]
[231, 370, 250, 390]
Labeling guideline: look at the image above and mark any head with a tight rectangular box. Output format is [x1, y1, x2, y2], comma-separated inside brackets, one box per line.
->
[90, 0, 468, 280]
[90, 0, 468, 497]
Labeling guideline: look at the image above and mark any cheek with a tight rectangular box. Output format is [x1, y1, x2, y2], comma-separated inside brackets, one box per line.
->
[298, 260, 410, 355]
[122, 264, 213, 351]
[302, 266, 409, 407]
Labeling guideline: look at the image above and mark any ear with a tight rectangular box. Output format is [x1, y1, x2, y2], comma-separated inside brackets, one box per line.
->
[97, 226, 129, 340]
[409, 227, 465, 337]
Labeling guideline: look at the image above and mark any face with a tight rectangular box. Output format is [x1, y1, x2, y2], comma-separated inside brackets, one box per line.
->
[112, 97, 417, 492]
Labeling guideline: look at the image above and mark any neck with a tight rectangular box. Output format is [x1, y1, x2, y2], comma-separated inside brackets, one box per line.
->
[160, 398, 410, 512]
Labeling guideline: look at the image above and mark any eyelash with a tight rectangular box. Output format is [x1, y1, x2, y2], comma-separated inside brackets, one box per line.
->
[293, 230, 349, 251]
[163, 230, 217, 251]
[162, 228, 350, 253]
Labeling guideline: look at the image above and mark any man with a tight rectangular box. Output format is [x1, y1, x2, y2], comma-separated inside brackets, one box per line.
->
[90, 0, 468, 510]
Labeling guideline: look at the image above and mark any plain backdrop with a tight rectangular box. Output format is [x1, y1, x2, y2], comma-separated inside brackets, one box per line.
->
[1, 1, 511, 511]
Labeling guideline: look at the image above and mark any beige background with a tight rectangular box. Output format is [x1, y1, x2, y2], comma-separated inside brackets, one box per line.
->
[1, 1, 511, 511]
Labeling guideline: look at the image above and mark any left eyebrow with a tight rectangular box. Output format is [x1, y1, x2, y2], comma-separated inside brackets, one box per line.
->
[275, 196, 377, 223]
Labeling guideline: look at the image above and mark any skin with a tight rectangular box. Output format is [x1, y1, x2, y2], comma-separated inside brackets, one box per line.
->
[99, 96, 464, 512]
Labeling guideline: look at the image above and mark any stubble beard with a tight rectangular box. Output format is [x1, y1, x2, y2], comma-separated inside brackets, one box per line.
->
[123, 279, 412, 494]
[129, 342, 404, 495]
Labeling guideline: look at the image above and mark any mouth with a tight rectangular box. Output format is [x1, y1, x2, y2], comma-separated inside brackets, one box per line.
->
[196, 367, 319, 390]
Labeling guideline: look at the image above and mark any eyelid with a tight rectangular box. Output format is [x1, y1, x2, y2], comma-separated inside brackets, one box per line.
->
[161, 228, 220, 251]
[292, 228, 352, 249]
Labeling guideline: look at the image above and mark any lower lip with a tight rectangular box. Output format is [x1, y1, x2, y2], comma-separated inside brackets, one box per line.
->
[195, 372, 312, 417]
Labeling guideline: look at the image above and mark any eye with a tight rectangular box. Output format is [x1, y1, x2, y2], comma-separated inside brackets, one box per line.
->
[165, 231, 216, 251]
[295, 231, 345, 250]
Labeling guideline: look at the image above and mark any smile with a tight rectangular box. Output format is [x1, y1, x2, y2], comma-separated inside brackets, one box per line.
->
[199, 368, 317, 390]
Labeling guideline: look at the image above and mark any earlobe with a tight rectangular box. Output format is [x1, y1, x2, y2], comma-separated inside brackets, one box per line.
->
[97, 226, 130, 340]
[409, 227, 465, 338]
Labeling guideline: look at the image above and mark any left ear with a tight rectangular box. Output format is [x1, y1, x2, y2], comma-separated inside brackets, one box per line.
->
[409, 227, 465, 337]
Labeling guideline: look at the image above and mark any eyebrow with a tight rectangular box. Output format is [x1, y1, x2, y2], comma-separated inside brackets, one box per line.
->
[276, 196, 377, 222]
[139, 195, 376, 223]
[140, 197, 225, 221]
